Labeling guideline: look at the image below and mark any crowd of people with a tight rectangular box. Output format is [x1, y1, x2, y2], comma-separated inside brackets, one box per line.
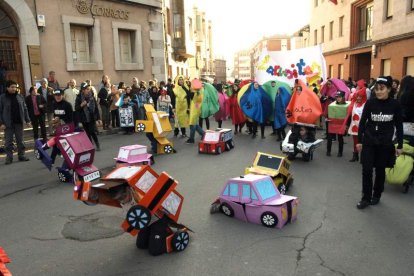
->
[0, 70, 413, 210]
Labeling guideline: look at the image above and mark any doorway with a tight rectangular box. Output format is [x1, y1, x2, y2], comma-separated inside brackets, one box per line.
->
[353, 52, 371, 82]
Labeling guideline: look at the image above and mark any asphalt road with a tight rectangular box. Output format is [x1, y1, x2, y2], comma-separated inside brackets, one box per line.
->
[0, 121, 413, 276]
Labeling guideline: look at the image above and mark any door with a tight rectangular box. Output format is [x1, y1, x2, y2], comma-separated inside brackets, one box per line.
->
[0, 38, 24, 94]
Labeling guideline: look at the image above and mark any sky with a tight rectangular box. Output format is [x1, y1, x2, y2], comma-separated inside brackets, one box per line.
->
[193, 0, 311, 64]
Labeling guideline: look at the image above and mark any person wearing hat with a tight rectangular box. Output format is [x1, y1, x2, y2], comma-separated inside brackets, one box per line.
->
[356, 76, 403, 209]
[326, 90, 346, 157]
[75, 83, 101, 151]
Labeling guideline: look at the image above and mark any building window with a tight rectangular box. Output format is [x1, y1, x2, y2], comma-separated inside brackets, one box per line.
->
[329, 21, 334, 40]
[173, 14, 182, 38]
[329, 65, 334, 78]
[314, 29, 318, 45]
[166, 8, 172, 36]
[339, 16, 344, 37]
[386, 0, 393, 19]
[189, 18, 193, 41]
[321, 26, 325, 43]
[62, 15, 103, 71]
[112, 22, 144, 71]
[382, 59, 391, 75]
[70, 25, 90, 63]
[315, 0, 318, 7]
[359, 3, 373, 42]
[405, 56, 414, 75]
[412, 0, 414, 10]
[338, 64, 344, 79]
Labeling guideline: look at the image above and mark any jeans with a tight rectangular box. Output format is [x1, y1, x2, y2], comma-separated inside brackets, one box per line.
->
[31, 114, 47, 141]
[4, 124, 25, 160]
[190, 125, 204, 141]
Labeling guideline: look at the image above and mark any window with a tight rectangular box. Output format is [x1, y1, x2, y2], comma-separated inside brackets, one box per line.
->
[119, 30, 132, 64]
[255, 179, 278, 200]
[321, 25, 325, 43]
[188, 18, 193, 40]
[339, 16, 344, 37]
[70, 25, 90, 63]
[173, 13, 182, 38]
[314, 29, 318, 45]
[251, 188, 258, 200]
[315, 0, 318, 7]
[112, 22, 144, 71]
[329, 21, 334, 40]
[386, 0, 393, 19]
[359, 4, 373, 42]
[338, 64, 344, 79]
[382, 59, 391, 75]
[222, 185, 229, 196]
[412, 0, 414, 10]
[196, 15, 202, 32]
[229, 183, 238, 197]
[242, 184, 250, 198]
[329, 65, 334, 78]
[62, 15, 103, 71]
[166, 8, 172, 35]
[405, 56, 414, 75]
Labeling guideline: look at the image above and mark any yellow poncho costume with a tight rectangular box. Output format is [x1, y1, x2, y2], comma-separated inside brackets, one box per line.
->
[189, 88, 203, 125]
[173, 76, 189, 128]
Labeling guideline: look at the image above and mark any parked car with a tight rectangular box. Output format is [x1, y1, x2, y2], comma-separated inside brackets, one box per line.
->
[211, 174, 298, 228]
[244, 152, 293, 194]
[199, 128, 234, 154]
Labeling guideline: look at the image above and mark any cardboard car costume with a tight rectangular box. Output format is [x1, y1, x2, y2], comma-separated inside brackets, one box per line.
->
[210, 174, 298, 229]
[74, 165, 190, 255]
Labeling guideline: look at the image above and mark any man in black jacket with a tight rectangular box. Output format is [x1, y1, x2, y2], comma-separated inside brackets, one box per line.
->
[25, 86, 47, 142]
[0, 80, 31, 164]
[52, 89, 73, 125]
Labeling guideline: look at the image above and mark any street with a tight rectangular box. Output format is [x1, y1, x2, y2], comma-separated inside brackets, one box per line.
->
[1, 122, 413, 276]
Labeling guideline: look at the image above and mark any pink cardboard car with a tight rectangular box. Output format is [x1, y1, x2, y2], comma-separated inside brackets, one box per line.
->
[114, 145, 154, 168]
[211, 174, 298, 228]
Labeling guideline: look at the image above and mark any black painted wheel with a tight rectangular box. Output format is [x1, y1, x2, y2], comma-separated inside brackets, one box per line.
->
[220, 203, 234, 217]
[126, 205, 151, 230]
[34, 149, 41, 160]
[230, 140, 235, 149]
[164, 145, 173, 154]
[260, 212, 278, 228]
[136, 123, 145, 132]
[216, 146, 222, 155]
[171, 230, 190, 252]
[278, 183, 287, 195]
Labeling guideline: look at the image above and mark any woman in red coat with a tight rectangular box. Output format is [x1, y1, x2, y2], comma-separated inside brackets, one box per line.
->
[229, 83, 246, 134]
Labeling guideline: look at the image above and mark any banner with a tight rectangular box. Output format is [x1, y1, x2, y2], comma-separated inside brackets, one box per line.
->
[255, 45, 326, 86]
[119, 106, 134, 127]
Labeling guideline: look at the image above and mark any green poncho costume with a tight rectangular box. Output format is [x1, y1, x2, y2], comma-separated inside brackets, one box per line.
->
[200, 82, 219, 119]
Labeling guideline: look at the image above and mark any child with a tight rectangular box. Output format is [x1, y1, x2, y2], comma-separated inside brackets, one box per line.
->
[287, 125, 316, 161]
[346, 89, 367, 162]
[157, 87, 171, 113]
[326, 91, 346, 157]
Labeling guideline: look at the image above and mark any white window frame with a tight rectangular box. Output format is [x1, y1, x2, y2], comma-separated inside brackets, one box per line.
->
[112, 22, 144, 71]
[62, 15, 103, 71]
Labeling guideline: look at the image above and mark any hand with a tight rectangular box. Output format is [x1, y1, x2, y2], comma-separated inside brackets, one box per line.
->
[356, 144, 363, 153]
[396, 148, 403, 156]
[39, 104, 44, 108]
[97, 120, 102, 126]
[81, 100, 87, 107]
[0, 124, 5, 131]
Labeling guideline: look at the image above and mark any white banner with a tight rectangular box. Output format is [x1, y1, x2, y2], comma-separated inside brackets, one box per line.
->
[255, 45, 327, 86]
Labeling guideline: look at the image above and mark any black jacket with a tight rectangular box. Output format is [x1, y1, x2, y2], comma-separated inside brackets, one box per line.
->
[52, 100, 73, 124]
[358, 97, 403, 148]
[0, 93, 30, 127]
[75, 93, 100, 123]
[25, 94, 46, 120]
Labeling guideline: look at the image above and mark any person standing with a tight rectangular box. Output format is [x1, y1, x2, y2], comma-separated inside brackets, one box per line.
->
[25, 86, 47, 142]
[229, 83, 246, 134]
[63, 79, 79, 126]
[0, 80, 31, 164]
[98, 81, 111, 130]
[157, 87, 171, 113]
[173, 76, 190, 137]
[109, 84, 120, 128]
[356, 76, 404, 209]
[39, 78, 55, 136]
[75, 84, 101, 151]
[47, 71, 60, 91]
[186, 82, 205, 144]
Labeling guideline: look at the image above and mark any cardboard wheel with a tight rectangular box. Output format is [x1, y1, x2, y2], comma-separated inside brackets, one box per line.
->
[220, 203, 234, 217]
[164, 145, 173, 154]
[216, 146, 222, 155]
[261, 212, 278, 228]
[278, 183, 287, 195]
[126, 205, 151, 230]
[230, 140, 235, 149]
[58, 170, 72, 183]
[58, 171, 67, 182]
[34, 149, 41, 160]
[136, 123, 145, 132]
[172, 230, 190, 252]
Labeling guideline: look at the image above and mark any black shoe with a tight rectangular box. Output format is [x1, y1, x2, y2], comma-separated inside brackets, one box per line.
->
[5, 159, 12, 165]
[357, 200, 370, 209]
[261, 136, 266, 139]
[370, 197, 380, 205]
[276, 137, 282, 141]
[185, 139, 194, 144]
[349, 153, 359, 162]
[337, 152, 343, 157]
[326, 152, 331, 156]
[18, 156, 30, 162]
[252, 134, 257, 139]
[96, 144, 101, 151]
[270, 132, 277, 136]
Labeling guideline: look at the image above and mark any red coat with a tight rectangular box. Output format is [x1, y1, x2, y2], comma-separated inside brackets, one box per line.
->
[229, 94, 246, 125]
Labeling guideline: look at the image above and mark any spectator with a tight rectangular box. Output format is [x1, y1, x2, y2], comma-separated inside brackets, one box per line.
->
[75, 83, 101, 151]
[98, 75, 110, 91]
[39, 78, 55, 136]
[157, 87, 171, 113]
[0, 80, 31, 164]
[25, 86, 47, 142]
[85, 79, 98, 101]
[109, 84, 120, 128]
[0, 60, 7, 95]
[47, 71, 60, 91]
[98, 81, 111, 130]
[63, 79, 79, 125]
[131, 77, 140, 96]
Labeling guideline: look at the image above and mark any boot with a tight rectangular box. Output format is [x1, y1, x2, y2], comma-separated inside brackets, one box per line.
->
[326, 138, 332, 156]
[338, 139, 343, 157]
[349, 152, 359, 162]
[174, 128, 179, 137]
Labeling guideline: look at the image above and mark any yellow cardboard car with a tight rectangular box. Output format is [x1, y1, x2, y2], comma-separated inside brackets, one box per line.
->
[245, 152, 293, 194]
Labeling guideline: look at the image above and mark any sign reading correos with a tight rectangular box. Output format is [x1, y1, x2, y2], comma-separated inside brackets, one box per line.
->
[76, 0, 129, 20]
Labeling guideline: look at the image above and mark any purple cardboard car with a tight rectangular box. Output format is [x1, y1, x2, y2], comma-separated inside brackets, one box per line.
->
[211, 174, 298, 228]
